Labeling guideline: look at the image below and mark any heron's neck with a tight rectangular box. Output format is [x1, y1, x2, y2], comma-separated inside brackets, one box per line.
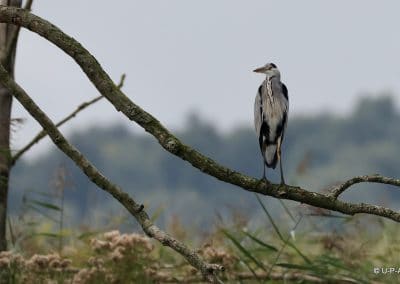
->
[266, 70, 281, 81]
[266, 74, 280, 82]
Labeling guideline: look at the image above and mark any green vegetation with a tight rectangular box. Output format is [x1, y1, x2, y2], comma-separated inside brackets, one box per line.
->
[3, 95, 400, 282]
[1, 207, 399, 283]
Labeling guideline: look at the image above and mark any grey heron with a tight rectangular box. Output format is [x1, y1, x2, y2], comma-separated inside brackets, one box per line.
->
[253, 63, 289, 184]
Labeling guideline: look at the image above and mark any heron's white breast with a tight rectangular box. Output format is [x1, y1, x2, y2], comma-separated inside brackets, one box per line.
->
[263, 93, 287, 142]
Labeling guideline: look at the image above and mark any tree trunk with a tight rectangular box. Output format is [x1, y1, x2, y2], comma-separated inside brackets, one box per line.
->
[0, 0, 21, 251]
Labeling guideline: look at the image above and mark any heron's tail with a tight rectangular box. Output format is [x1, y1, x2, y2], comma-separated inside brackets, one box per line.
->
[264, 144, 278, 169]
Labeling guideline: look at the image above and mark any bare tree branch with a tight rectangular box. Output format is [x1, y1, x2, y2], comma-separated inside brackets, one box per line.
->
[10, 74, 126, 165]
[0, 0, 21, 252]
[0, 6, 400, 225]
[0, 64, 224, 283]
[329, 174, 400, 199]
[23, 0, 32, 10]
[0, 0, 21, 71]
[1, 5, 400, 280]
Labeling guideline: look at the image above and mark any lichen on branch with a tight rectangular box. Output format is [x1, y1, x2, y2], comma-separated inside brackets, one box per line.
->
[0, 5, 397, 223]
[1, 5, 400, 282]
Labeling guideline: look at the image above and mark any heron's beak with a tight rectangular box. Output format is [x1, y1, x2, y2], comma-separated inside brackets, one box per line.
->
[253, 66, 267, 73]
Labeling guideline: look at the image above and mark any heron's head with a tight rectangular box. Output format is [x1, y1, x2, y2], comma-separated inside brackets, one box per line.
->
[253, 63, 280, 78]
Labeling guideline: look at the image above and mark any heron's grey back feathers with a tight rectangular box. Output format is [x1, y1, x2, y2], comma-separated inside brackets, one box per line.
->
[254, 76, 289, 168]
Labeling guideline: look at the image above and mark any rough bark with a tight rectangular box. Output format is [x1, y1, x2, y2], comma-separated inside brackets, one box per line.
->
[0, 0, 20, 251]
[0, 6, 399, 224]
[0, 6, 400, 281]
[0, 64, 224, 283]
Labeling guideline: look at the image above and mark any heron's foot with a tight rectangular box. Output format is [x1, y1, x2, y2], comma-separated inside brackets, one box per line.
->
[260, 175, 270, 183]
[260, 176, 271, 191]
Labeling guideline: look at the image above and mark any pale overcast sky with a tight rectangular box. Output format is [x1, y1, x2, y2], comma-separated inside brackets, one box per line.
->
[11, 0, 400, 158]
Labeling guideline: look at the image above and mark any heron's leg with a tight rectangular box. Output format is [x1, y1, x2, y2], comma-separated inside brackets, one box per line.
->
[277, 139, 285, 185]
[279, 155, 285, 185]
[262, 159, 266, 181]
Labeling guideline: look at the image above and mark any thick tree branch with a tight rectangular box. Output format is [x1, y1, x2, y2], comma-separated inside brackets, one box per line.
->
[0, 0, 21, 70]
[0, 6, 399, 225]
[329, 174, 400, 199]
[0, 66, 223, 283]
[0, 0, 21, 252]
[10, 74, 125, 165]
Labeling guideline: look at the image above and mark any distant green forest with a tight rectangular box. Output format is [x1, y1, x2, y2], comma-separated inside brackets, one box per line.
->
[9, 95, 400, 229]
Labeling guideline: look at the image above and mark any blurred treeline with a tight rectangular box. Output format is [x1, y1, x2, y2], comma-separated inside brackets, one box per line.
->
[8, 95, 400, 229]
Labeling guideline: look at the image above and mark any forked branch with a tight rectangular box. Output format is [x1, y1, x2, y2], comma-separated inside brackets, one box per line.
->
[329, 174, 400, 199]
[0, 64, 224, 283]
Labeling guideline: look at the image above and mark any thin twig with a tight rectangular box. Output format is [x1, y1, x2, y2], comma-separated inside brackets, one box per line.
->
[329, 174, 400, 199]
[6, 215, 15, 247]
[11, 74, 126, 165]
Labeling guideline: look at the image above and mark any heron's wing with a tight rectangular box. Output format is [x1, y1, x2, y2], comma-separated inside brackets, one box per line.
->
[254, 84, 263, 135]
[282, 83, 289, 101]
[279, 83, 289, 139]
[254, 84, 267, 151]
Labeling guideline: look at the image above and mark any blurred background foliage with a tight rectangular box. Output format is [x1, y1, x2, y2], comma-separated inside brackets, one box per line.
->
[8, 95, 400, 229]
[3, 94, 400, 283]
